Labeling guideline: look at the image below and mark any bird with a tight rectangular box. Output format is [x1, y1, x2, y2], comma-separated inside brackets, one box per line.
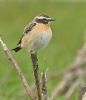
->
[12, 14, 55, 53]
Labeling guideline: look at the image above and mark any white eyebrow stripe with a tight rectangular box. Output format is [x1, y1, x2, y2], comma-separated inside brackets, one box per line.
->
[36, 16, 51, 20]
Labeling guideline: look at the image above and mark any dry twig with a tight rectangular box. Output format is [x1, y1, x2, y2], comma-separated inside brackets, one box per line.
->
[41, 71, 48, 100]
[79, 85, 86, 100]
[82, 92, 86, 100]
[50, 42, 86, 99]
[65, 79, 81, 100]
[0, 36, 34, 100]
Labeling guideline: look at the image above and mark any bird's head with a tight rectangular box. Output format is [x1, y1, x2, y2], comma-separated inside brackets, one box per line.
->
[34, 14, 55, 25]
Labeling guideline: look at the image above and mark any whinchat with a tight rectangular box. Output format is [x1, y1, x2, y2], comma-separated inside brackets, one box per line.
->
[12, 14, 55, 53]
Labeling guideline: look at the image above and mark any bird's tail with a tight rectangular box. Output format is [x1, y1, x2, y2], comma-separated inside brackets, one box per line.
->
[12, 46, 21, 52]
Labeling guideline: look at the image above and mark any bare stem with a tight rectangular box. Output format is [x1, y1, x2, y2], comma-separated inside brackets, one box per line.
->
[41, 71, 48, 100]
[82, 92, 86, 100]
[0, 36, 34, 100]
[79, 85, 86, 100]
[31, 52, 42, 100]
[65, 79, 81, 100]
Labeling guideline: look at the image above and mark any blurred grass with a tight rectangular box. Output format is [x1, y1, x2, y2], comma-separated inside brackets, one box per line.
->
[0, 0, 86, 100]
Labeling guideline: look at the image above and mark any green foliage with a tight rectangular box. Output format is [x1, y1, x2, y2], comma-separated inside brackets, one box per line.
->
[0, 1, 86, 100]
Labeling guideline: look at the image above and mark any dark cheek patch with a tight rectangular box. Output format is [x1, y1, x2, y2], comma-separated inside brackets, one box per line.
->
[36, 19, 48, 24]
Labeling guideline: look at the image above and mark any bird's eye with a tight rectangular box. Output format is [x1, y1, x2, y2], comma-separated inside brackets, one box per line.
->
[43, 19, 48, 24]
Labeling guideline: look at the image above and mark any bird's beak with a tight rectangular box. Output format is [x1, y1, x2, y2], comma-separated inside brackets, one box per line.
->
[49, 18, 56, 21]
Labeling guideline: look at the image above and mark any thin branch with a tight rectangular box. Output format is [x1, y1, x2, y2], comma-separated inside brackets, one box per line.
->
[82, 92, 86, 100]
[31, 52, 42, 100]
[50, 68, 86, 100]
[65, 79, 81, 100]
[50, 79, 67, 100]
[41, 71, 48, 100]
[49, 43, 86, 80]
[0, 36, 34, 100]
[64, 43, 86, 74]
[79, 85, 86, 100]
[50, 41, 86, 99]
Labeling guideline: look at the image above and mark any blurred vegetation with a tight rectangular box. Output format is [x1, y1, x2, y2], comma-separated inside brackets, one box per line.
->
[0, 0, 86, 100]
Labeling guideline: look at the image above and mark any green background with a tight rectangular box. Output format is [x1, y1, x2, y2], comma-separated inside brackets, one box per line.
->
[0, 0, 86, 100]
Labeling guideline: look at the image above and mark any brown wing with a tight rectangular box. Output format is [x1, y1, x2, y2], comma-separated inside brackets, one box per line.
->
[24, 22, 36, 34]
[17, 22, 36, 46]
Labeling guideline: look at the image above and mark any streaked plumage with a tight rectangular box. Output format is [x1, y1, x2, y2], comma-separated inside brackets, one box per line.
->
[12, 14, 55, 53]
